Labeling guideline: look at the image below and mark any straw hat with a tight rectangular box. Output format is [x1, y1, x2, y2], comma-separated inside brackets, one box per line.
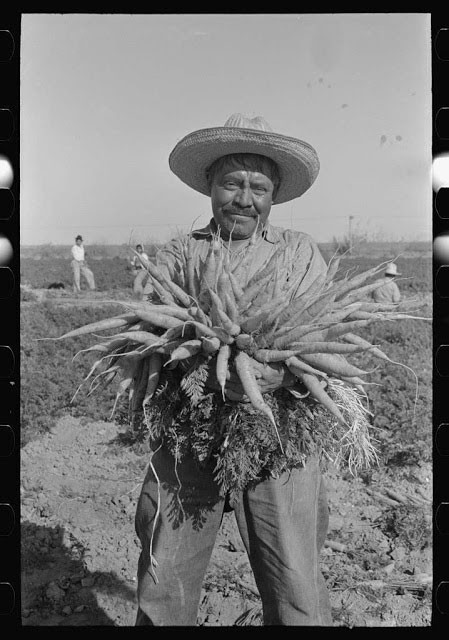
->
[168, 113, 320, 204]
[385, 263, 401, 276]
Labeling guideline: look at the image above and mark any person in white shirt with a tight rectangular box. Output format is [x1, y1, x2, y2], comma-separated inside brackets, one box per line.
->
[130, 244, 150, 298]
[70, 235, 95, 292]
[372, 262, 401, 303]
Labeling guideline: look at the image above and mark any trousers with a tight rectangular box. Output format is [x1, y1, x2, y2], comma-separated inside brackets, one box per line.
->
[134, 445, 333, 626]
[132, 269, 148, 297]
[71, 259, 95, 291]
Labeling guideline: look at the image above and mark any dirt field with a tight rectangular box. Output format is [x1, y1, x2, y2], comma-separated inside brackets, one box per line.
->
[21, 414, 431, 627]
[20, 254, 432, 626]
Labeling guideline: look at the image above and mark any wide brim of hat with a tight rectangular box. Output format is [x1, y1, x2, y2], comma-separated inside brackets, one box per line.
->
[169, 126, 320, 204]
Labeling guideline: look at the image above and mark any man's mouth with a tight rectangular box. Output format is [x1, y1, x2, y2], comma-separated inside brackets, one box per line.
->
[226, 211, 256, 219]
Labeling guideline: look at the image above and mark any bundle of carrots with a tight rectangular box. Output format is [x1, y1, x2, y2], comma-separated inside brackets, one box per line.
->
[50, 229, 429, 458]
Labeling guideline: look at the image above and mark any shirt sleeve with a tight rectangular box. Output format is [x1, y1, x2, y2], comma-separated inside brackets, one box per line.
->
[392, 282, 401, 303]
[281, 230, 328, 299]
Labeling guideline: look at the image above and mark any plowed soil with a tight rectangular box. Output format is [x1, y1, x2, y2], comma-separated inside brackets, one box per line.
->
[21, 415, 432, 627]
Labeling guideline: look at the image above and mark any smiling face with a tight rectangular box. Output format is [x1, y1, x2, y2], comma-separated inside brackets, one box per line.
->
[208, 154, 279, 240]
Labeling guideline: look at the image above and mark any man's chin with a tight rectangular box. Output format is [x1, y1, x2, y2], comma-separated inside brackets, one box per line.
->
[222, 216, 258, 240]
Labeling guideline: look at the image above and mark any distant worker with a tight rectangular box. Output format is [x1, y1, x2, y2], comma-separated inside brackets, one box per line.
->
[70, 235, 96, 293]
[372, 262, 401, 303]
[130, 244, 150, 298]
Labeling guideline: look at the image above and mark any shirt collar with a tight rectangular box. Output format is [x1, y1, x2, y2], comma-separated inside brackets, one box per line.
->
[192, 219, 280, 244]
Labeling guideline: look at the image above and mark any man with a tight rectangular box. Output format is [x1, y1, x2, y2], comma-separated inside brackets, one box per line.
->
[372, 262, 401, 303]
[135, 114, 333, 626]
[70, 235, 95, 293]
[130, 244, 150, 298]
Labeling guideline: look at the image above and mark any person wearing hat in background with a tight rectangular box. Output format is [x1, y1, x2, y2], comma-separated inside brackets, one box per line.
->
[130, 244, 150, 298]
[371, 262, 401, 303]
[136, 114, 333, 626]
[70, 235, 96, 293]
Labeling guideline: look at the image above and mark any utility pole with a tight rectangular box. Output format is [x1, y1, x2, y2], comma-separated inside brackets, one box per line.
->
[348, 215, 354, 254]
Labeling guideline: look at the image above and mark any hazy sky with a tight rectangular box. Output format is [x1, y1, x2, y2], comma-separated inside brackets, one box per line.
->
[20, 13, 432, 246]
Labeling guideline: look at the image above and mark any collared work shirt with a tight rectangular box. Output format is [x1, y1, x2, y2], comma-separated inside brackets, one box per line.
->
[71, 244, 85, 261]
[131, 252, 150, 269]
[143, 220, 328, 300]
[372, 278, 401, 304]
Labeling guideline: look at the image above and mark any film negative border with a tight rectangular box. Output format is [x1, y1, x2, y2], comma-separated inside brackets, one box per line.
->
[433, 15, 449, 626]
[0, 6, 19, 628]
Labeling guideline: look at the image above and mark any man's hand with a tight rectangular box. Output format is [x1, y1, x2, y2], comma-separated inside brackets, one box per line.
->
[207, 355, 296, 402]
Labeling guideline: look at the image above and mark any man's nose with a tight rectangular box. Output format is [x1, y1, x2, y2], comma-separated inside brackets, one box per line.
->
[234, 186, 253, 209]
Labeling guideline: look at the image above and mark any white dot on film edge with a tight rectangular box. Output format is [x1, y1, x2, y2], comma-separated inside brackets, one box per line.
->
[0, 156, 14, 189]
[0, 236, 13, 265]
[433, 153, 449, 191]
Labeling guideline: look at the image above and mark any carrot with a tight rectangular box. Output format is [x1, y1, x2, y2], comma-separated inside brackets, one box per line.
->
[294, 371, 347, 425]
[186, 236, 198, 299]
[245, 293, 291, 323]
[227, 270, 245, 301]
[200, 240, 218, 292]
[252, 348, 300, 363]
[332, 278, 387, 309]
[273, 322, 332, 349]
[190, 320, 234, 344]
[281, 341, 371, 355]
[237, 270, 277, 312]
[317, 303, 363, 325]
[133, 309, 183, 331]
[234, 350, 284, 453]
[201, 336, 221, 354]
[245, 247, 284, 287]
[298, 353, 370, 378]
[160, 278, 192, 309]
[146, 274, 176, 305]
[72, 337, 130, 360]
[143, 353, 163, 407]
[215, 308, 241, 337]
[110, 359, 140, 418]
[131, 357, 151, 414]
[235, 333, 258, 354]
[224, 292, 239, 324]
[166, 339, 202, 365]
[106, 330, 163, 346]
[285, 356, 329, 379]
[189, 304, 211, 327]
[145, 304, 193, 323]
[357, 302, 398, 313]
[292, 290, 337, 325]
[208, 286, 225, 313]
[276, 274, 327, 325]
[216, 344, 231, 399]
[153, 339, 184, 355]
[210, 326, 236, 345]
[141, 257, 192, 308]
[49, 314, 140, 340]
[240, 308, 273, 334]
[341, 332, 419, 411]
[344, 310, 381, 321]
[326, 319, 374, 340]
[332, 260, 392, 300]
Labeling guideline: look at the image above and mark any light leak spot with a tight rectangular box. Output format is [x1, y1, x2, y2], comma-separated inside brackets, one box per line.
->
[0, 235, 13, 266]
[0, 155, 13, 188]
[434, 232, 449, 265]
[433, 153, 449, 192]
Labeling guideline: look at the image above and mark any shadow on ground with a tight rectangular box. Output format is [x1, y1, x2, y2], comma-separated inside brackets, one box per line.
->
[21, 521, 137, 626]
